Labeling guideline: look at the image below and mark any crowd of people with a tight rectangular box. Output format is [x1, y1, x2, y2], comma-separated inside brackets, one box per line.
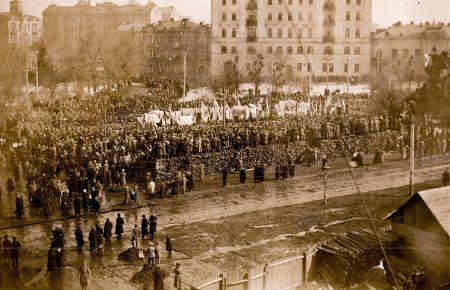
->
[0, 83, 449, 220]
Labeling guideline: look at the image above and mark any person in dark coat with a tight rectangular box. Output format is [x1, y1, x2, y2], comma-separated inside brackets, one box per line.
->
[222, 168, 228, 187]
[115, 213, 124, 239]
[88, 227, 97, 252]
[153, 266, 166, 290]
[239, 167, 246, 184]
[74, 193, 82, 217]
[165, 235, 172, 256]
[81, 189, 89, 211]
[47, 248, 59, 272]
[275, 164, 280, 180]
[103, 218, 113, 242]
[149, 215, 157, 240]
[141, 215, 148, 239]
[443, 169, 449, 186]
[75, 227, 84, 250]
[95, 224, 103, 249]
[15, 195, 24, 218]
[288, 161, 295, 178]
[92, 198, 100, 216]
[2, 235, 11, 265]
[10, 237, 20, 271]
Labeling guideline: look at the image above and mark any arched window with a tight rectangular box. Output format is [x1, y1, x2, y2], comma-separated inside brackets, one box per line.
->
[345, 28, 350, 38]
[298, 28, 303, 38]
[297, 46, 304, 54]
[288, 28, 293, 38]
[268, 28, 272, 38]
[324, 46, 333, 55]
[267, 46, 273, 54]
[307, 46, 313, 54]
[247, 46, 256, 54]
[354, 47, 361, 55]
[355, 28, 360, 38]
[276, 46, 283, 54]
[200, 50, 206, 59]
[222, 28, 227, 38]
[232, 28, 237, 37]
[344, 46, 350, 55]
[287, 46, 293, 54]
[277, 28, 283, 38]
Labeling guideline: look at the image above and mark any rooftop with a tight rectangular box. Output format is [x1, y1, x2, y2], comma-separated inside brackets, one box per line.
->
[373, 21, 450, 39]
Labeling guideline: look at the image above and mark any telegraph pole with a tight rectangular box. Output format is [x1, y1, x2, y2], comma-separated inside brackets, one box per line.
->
[183, 51, 187, 100]
[35, 51, 39, 98]
[409, 115, 415, 196]
[223, 87, 227, 127]
[346, 58, 349, 94]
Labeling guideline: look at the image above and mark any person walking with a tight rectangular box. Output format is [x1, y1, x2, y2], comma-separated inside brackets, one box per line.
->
[173, 263, 182, 290]
[95, 224, 104, 250]
[2, 235, 11, 267]
[146, 243, 155, 269]
[131, 224, 140, 248]
[74, 193, 82, 217]
[75, 227, 84, 250]
[149, 214, 157, 240]
[78, 261, 91, 290]
[115, 213, 124, 239]
[103, 218, 113, 242]
[88, 227, 97, 252]
[10, 237, 21, 272]
[154, 242, 161, 265]
[15, 195, 24, 219]
[141, 215, 148, 239]
[165, 235, 173, 257]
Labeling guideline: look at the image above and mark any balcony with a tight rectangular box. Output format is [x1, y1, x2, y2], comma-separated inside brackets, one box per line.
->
[246, 1, 257, 10]
[246, 35, 257, 42]
[246, 19, 257, 27]
[323, 35, 335, 42]
[323, 1, 335, 11]
[323, 18, 335, 26]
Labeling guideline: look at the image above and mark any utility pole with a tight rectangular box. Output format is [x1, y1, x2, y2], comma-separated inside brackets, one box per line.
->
[25, 69, 29, 98]
[223, 87, 227, 127]
[309, 60, 312, 94]
[346, 58, 349, 94]
[35, 51, 39, 98]
[323, 171, 328, 205]
[183, 51, 187, 100]
[409, 115, 415, 196]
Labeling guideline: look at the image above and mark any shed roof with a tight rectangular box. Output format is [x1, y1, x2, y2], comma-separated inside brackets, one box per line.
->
[388, 186, 450, 238]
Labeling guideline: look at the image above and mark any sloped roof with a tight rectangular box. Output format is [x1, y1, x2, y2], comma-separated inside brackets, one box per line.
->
[388, 186, 450, 238]
[373, 23, 450, 39]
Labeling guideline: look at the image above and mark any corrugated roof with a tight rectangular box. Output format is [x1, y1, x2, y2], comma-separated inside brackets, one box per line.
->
[417, 186, 450, 237]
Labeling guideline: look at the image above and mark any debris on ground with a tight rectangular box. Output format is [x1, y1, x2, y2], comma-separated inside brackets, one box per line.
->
[118, 247, 144, 262]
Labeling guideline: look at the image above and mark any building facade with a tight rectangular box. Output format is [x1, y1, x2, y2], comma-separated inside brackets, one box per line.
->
[0, 0, 40, 46]
[371, 21, 450, 84]
[211, 0, 372, 83]
[142, 19, 211, 87]
[42, 0, 181, 54]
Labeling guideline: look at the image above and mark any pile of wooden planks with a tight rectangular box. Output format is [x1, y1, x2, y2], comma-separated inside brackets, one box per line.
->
[316, 229, 398, 288]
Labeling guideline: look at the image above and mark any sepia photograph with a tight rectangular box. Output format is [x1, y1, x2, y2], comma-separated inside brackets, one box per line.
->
[0, 0, 449, 289]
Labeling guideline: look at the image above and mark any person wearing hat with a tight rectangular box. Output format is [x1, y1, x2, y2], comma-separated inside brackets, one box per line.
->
[115, 213, 124, 239]
[103, 218, 113, 242]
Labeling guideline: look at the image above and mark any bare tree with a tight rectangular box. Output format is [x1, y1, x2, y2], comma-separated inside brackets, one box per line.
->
[268, 54, 287, 94]
[0, 44, 27, 109]
[248, 53, 265, 96]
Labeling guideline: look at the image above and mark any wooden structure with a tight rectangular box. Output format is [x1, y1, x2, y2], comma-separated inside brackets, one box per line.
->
[195, 249, 316, 290]
[388, 186, 450, 286]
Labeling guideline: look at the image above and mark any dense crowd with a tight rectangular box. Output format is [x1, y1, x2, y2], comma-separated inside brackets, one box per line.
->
[0, 84, 449, 219]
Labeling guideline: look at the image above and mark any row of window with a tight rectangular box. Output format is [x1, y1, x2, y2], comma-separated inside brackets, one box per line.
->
[376, 48, 423, 59]
[244, 62, 361, 73]
[220, 11, 362, 22]
[148, 65, 208, 74]
[221, 27, 361, 39]
[221, 45, 362, 55]
[146, 36, 208, 45]
[222, 0, 362, 5]
[148, 50, 208, 59]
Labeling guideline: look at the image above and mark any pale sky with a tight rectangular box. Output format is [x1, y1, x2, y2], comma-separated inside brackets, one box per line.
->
[1, 0, 450, 29]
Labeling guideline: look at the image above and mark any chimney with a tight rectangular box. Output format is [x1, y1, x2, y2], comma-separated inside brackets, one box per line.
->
[410, 21, 414, 25]
[425, 21, 430, 26]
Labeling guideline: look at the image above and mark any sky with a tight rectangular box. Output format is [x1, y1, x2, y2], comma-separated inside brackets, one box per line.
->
[1, 0, 450, 28]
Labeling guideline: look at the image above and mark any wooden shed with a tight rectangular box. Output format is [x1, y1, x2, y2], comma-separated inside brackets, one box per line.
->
[387, 186, 450, 286]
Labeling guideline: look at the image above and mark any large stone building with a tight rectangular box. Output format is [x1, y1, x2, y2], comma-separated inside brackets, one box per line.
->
[142, 19, 211, 86]
[211, 0, 372, 83]
[0, 0, 40, 46]
[42, 0, 181, 54]
[371, 21, 450, 84]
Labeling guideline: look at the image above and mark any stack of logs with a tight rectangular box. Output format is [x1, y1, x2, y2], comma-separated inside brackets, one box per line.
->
[316, 229, 398, 288]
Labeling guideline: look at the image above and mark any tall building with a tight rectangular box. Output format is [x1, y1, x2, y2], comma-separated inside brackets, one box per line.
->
[0, 0, 40, 46]
[211, 0, 372, 83]
[42, 0, 181, 54]
[142, 19, 211, 87]
[371, 21, 450, 83]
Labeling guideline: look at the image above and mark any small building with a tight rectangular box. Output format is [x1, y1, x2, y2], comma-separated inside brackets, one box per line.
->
[142, 19, 211, 87]
[388, 186, 450, 286]
[0, 0, 40, 46]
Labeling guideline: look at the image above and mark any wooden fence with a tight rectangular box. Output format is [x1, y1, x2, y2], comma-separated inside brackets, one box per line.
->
[194, 249, 317, 290]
